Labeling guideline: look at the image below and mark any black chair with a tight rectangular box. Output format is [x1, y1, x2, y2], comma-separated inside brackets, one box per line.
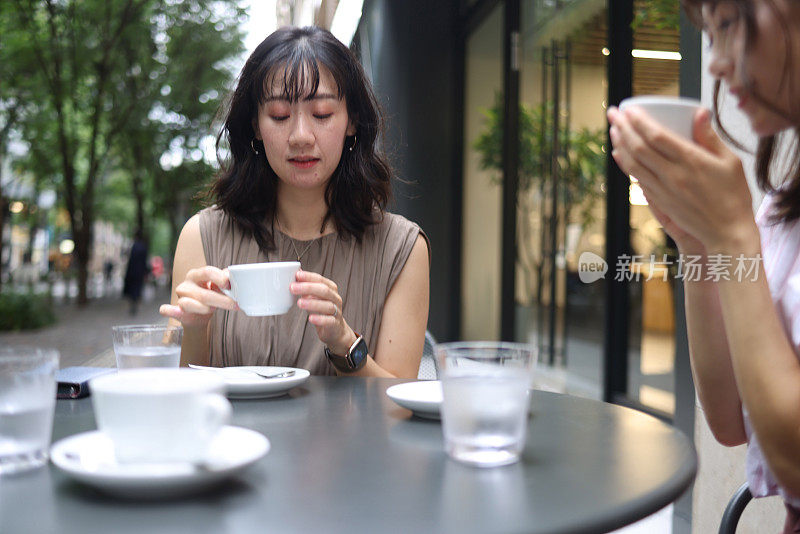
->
[718, 483, 753, 534]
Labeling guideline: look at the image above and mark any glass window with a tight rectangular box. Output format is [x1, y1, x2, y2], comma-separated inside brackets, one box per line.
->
[517, 0, 608, 399]
[461, 3, 504, 341]
[627, 0, 682, 417]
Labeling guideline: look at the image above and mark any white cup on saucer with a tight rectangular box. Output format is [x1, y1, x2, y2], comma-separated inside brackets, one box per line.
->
[618, 96, 703, 140]
[89, 369, 232, 464]
[223, 261, 300, 316]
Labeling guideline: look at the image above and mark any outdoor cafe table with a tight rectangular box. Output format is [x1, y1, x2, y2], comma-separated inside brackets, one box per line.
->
[1, 377, 697, 534]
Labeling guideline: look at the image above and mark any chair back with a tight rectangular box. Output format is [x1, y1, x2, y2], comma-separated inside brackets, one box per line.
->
[417, 330, 438, 380]
[719, 483, 752, 534]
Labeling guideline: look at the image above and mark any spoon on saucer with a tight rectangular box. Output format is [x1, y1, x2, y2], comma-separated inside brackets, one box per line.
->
[188, 364, 296, 379]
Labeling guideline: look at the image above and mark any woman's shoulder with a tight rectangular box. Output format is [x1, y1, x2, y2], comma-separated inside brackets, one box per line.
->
[364, 212, 429, 257]
[197, 205, 229, 226]
[369, 212, 421, 237]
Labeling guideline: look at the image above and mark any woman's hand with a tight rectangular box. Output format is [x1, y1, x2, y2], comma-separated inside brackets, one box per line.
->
[644, 191, 706, 256]
[159, 266, 237, 329]
[290, 270, 356, 355]
[608, 105, 758, 255]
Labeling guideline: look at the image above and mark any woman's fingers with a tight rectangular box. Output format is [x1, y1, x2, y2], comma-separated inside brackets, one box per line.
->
[295, 270, 338, 291]
[612, 109, 677, 180]
[297, 297, 338, 316]
[610, 141, 671, 202]
[308, 314, 337, 327]
[159, 304, 183, 319]
[291, 270, 349, 347]
[176, 268, 236, 310]
[176, 282, 237, 311]
[691, 108, 728, 156]
[290, 281, 342, 306]
[186, 266, 230, 289]
[176, 296, 215, 316]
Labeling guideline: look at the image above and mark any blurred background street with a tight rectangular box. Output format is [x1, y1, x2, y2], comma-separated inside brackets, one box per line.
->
[0, 283, 169, 368]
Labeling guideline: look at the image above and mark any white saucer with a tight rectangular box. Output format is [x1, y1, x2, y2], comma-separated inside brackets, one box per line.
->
[386, 380, 442, 420]
[50, 426, 269, 498]
[193, 366, 310, 399]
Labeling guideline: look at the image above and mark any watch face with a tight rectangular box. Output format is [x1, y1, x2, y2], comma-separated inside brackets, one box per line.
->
[349, 337, 368, 369]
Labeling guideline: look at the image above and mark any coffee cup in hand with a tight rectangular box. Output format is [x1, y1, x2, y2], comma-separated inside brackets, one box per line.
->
[222, 261, 300, 317]
[89, 369, 231, 464]
[618, 96, 703, 140]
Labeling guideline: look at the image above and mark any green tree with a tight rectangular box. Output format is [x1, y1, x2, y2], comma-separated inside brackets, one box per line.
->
[473, 92, 606, 302]
[0, 0, 46, 292]
[114, 0, 244, 256]
[3, 0, 160, 304]
[1, 0, 244, 304]
[473, 92, 605, 228]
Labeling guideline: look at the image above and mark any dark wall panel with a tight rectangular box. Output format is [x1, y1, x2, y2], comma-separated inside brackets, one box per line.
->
[358, 0, 461, 341]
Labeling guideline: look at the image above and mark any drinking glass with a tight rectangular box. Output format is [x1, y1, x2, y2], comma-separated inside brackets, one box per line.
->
[112, 324, 183, 370]
[0, 348, 59, 474]
[437, 342, 536, 467]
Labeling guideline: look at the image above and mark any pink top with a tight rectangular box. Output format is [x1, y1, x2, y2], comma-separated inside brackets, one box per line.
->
[749, 192, 800, 506]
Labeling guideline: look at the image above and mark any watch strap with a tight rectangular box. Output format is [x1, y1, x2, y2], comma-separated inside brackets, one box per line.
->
[325, 333, 368, 372]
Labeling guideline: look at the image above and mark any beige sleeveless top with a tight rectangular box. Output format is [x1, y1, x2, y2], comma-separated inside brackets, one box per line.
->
[198, 206, 426, 375]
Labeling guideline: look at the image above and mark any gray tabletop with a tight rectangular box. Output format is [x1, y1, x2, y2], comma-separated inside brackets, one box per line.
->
[1, 377, 696, 534]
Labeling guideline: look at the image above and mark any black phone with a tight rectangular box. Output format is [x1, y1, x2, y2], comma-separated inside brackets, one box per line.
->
[55, 367, 115, 399]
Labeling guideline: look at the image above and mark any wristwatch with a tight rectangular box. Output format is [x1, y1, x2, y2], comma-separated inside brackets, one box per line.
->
[325, 333, 369, 373]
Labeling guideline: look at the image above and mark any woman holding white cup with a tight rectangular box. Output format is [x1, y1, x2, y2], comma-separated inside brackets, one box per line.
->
[159, 27, 429, 379]
[608, 0, 800, 529]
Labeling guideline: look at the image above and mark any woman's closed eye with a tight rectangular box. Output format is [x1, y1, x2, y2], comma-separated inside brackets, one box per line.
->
[706, 19, 734, 48]
[269, 113, 333, 121]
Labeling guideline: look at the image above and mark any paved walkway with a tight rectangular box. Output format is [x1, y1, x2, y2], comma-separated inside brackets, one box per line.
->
[0, 285, 170, 368]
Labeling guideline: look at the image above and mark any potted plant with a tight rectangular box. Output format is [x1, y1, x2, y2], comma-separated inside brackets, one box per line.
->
[473, 92, 606, 304]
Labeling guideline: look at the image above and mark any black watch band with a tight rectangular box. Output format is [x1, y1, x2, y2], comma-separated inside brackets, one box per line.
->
[325, 334, 368, 373]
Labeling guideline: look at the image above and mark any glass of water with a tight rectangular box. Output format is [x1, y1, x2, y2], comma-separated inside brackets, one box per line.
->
[112, 325, 183, 370]
[437, 342, 536, 468]
[0, 347, 59, 475]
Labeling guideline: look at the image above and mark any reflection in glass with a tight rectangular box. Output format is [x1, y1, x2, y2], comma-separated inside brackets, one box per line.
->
[514, 0, 609, 400]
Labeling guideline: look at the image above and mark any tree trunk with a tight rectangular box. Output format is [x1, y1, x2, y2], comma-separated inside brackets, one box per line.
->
[130, 142, 146, 237]
[0, 196, 7, 294]
[73, 222, 93, 306]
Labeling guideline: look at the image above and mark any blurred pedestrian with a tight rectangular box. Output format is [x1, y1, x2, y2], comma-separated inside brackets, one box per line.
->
[122, 229, 148, 315]
[103, 259, 114, 288]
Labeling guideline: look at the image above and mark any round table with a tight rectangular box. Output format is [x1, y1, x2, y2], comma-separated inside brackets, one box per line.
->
[0, 376, 697, 534]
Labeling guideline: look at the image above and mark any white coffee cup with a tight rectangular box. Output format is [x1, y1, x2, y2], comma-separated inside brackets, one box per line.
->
[90, 369, 231, 464]
[618, 96, 703, 140]
[222, 261, 300, 316]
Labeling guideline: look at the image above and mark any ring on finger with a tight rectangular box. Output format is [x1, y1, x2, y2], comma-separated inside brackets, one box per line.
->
[332, 304, 339, 318]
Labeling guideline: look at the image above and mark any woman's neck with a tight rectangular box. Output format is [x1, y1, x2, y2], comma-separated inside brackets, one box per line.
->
[275, 184, 332, 240]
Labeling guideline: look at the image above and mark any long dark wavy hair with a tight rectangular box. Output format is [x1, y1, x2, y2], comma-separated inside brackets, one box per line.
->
[208, 26, 392, 251]
[682, 0, 800, 223]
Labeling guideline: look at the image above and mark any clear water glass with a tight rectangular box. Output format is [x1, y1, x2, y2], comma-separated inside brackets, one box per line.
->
[0, 348, 59, 474]
[112, 324, 183, 370]
[437, 342, 536, 467]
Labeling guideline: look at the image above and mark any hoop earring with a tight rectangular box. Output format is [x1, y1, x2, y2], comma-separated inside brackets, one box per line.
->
[348, 135, 357, 152]
[250, 139, 260, 155]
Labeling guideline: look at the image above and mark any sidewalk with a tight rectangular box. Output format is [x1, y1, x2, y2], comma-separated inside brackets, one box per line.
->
[0, 285, 170, 368]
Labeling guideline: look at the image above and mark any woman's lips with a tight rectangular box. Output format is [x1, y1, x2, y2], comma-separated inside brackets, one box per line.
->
[731, 88, 748, 110]
[289, 158, 319, 169]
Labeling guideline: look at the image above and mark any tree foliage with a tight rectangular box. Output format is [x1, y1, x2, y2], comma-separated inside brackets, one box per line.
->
[0, 0, 245, 303]
[473, 92, 606, 228]
[633, 0, 680, 31]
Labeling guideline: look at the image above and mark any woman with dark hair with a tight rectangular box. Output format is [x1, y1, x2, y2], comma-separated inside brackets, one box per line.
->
[159, 26, 429, 378]
[608, 0, 800, 529]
